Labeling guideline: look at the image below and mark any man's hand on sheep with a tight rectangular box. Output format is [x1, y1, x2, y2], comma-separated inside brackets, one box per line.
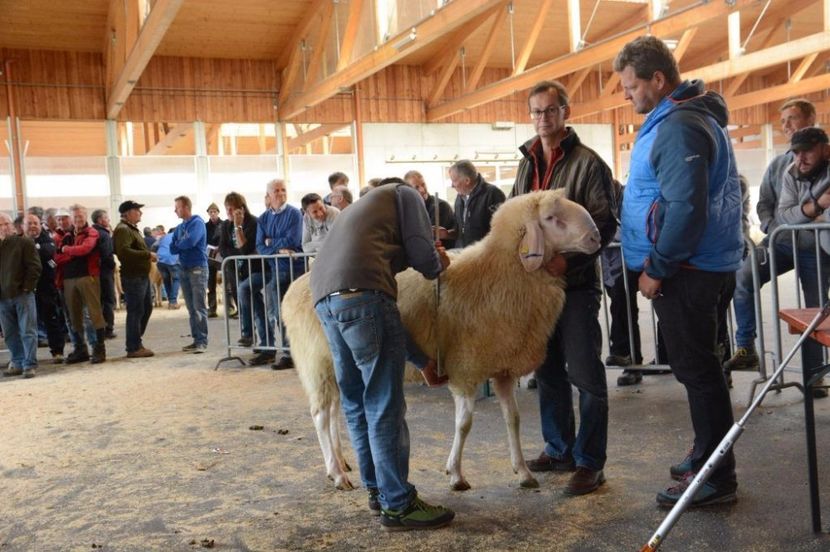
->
[544, 254, 567, 277]
[436, 241, 451, 271]
[639, 272, 663, 300]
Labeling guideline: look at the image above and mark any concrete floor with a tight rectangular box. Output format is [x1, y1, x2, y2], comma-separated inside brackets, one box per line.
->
[1, 306, 830, 551]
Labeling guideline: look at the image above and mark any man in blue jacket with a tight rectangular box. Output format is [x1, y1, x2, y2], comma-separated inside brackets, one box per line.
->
[171, 195, 208, 353]
[614, 36, 743, 507]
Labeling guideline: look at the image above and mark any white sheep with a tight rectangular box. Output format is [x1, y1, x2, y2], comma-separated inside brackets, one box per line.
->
[282, 189, 600, 491]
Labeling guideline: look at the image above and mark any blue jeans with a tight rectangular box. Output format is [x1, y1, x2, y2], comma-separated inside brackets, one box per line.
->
[0, 293, 39, 369]
[536, 287, 608, 471]
[733, 241, 830, 370]
[314, 290, 416, 511]
[238, 271, 274, 347]
[180, 266, 208, 346]
[121, 275, 153, 353]
[157, 262, 180, 305]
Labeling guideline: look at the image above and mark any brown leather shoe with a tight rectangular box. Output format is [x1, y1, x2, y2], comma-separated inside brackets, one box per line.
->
[564, 467, 605, 496]
[526, 451, 576, 473]
[127, 347, 155, 358]
[421, 359, 449, 387]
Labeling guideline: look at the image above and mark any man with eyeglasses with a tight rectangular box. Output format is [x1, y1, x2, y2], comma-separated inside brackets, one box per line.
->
[512, 80, 617, 496]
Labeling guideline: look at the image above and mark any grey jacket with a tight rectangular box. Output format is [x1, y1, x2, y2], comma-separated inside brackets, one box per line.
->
[777, 161, 830, 250]
[757, 151, 794, 239]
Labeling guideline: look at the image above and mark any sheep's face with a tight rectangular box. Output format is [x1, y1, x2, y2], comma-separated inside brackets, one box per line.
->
[535, 195, 601, 255]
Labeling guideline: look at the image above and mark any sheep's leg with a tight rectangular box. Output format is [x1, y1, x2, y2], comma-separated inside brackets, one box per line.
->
[492, 375, 539, 489]
[445, 392, 474, 491]
[328, 398, 352, 472]
[311, 401, 354, 490]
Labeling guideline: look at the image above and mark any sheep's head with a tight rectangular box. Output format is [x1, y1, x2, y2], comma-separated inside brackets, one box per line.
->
[492, 190, 600, 272]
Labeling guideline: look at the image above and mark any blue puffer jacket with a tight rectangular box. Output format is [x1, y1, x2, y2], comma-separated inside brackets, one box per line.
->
[621, 80, 743, 278]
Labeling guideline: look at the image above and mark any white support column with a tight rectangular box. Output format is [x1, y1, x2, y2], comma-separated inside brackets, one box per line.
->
[761, 122, 775, 168]
[728, 11, 742, 59]
[105, 120, 123, 217]
[567, 0, 581, 52]
[193, 120, 211, 211]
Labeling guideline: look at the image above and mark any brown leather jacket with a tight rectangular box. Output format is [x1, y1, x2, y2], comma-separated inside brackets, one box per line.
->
[511, 128, 617, 289]
[0, 234, 42, 299]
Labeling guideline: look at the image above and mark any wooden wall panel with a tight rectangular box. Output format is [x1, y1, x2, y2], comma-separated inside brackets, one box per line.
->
[0, 48, 106, 119]
[121, 56, 281, 122]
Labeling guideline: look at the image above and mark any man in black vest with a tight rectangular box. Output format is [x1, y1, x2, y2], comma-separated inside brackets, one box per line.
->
[311, 178, 454, 531]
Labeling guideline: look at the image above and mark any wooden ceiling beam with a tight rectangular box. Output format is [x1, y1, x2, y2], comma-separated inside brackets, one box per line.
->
[513, 0, 554, 76]
[422, 6, 502, 76]
[280, 0, 505, 120]
[728, 72, 830, 111]
[277, 0, 330, 69]
[146, 124, 191, 155]
[106, 0, 184, 119]
[286, 123, 350, 150]
[426, 0, 757, 122]
[465, 2, 509, 93]
[303, 1, 336, 90]
[337, 0, 365, 71]
[567, 67, 592, 97]
[790, 53, 820, 83]
[569, 30, 830, 120]
[428, 52, 461, 106]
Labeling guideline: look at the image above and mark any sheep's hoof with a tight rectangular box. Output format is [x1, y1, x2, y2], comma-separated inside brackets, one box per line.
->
[335, 477, 355, 491]
[520, 476, 539, 489]
[451, 479, 471, 492]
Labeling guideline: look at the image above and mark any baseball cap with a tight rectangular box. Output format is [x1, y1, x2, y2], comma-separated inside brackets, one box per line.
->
[790, 127, 829, 152]
[119, 200, 145, 214]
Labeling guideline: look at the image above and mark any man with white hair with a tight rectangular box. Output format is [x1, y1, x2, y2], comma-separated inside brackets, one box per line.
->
[55, 205, 108, 364]
[25, 213, 65, 364]
[0, 212, 42, 378]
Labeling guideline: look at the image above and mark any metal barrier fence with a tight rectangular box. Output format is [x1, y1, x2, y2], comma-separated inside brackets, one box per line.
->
[749, 222, 830, 404]
[215, 252, 315, 369]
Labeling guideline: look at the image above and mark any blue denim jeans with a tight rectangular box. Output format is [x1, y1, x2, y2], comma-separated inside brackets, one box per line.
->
[238, 271, 274, 347]
[733, 241, 830, 370]
[0, 293, 39, 369]
[157, 262, 180, 305]
[121, 275, 153, 353]
[536, 287, 608, 471]
[180, 266, 208, 346]
[314, 290, 416, 511]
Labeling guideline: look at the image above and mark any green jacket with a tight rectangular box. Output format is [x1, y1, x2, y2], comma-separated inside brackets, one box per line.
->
[113, 219, 152, 279]
[0, 235, 42, 300]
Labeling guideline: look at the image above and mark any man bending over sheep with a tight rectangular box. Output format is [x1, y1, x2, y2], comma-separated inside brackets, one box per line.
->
[310, 177, 454, 531]
[512, 79, 617, 496]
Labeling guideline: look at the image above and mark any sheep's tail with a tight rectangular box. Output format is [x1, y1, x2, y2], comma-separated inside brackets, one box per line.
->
[282, 273, 340, 412]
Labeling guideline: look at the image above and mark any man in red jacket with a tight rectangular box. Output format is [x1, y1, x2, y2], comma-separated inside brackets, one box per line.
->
[55, 205, 107, 364]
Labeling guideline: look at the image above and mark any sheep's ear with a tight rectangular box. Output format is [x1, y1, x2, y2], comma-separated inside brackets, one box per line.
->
[519, 221, 545, 272]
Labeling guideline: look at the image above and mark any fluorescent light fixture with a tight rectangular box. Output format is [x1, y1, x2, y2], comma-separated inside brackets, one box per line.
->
[393, 28, 417, 51]
[662, 39, 678, 51]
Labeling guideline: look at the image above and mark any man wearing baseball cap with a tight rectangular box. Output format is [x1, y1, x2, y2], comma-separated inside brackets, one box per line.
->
[113, 200, 157, 358]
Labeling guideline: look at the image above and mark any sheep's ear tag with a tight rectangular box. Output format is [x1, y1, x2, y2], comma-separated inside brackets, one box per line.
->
[519, 221, 545, 272]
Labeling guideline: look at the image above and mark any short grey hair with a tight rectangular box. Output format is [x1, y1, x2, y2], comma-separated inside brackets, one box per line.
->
[450, 160, 477, 181]
[267, 178, 286, 193]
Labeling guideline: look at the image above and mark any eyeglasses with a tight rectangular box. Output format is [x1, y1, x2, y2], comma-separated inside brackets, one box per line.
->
[529, 105, 565, 120]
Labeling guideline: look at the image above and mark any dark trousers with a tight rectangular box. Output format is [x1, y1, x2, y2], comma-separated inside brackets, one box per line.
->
[121, 275, 153, 353]
[536, 287, 608, 471]
[653, 268, 736, 484]
[35, 284, 65, 355]
[716, 272, 737, 365]
[223, 263, 239, 311]
[606, 269, 642, 363]
[99, 270, 116, 334]
[208, 262, 219, 314]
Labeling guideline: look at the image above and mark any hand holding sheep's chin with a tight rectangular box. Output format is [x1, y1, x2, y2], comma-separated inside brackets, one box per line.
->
[436, 241, 451, 271]
[638, 272, 662, 300]
[544, 254, 567, 277]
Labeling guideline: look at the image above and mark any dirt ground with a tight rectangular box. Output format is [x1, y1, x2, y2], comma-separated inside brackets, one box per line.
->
[2, 308, 830, 551]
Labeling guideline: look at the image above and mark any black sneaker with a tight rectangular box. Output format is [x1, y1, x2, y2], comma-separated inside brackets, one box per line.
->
[182, 343, 198, 352]
[272, 356, 294, 370]
[237, 336, 253, 347]
[657, 472, 737, 508]
[368, 488, 381, 516]
[605, 354, 632, 367]
[249, 352, 276, 366]
[616, 370, 643, 386]
[380, 496, 454, 531]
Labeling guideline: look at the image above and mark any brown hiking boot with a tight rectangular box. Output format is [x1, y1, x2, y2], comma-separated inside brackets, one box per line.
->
[127, 347, 155, 358]
[723, 347, 759, 372]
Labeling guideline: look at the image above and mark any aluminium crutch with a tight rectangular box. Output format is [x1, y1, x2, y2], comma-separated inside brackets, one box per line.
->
[641, 301, 830, 552]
